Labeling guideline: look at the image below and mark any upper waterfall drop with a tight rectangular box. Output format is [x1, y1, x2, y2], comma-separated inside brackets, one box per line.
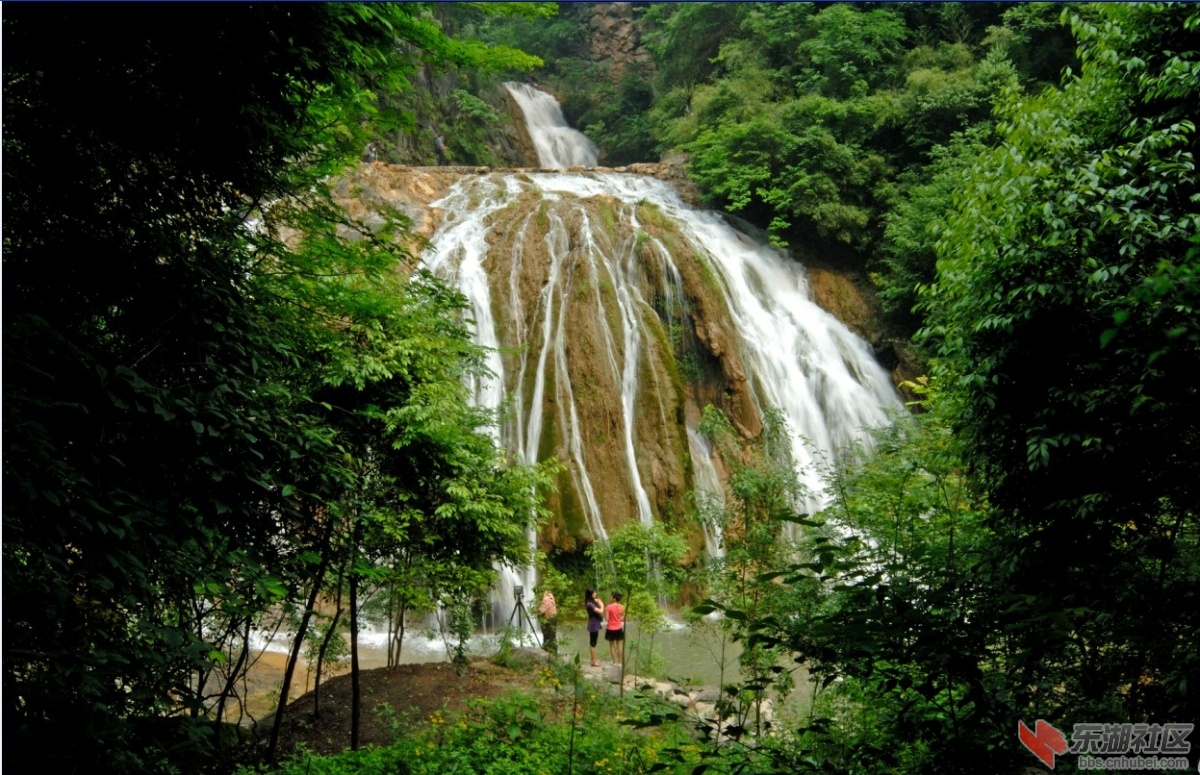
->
[504, 82, 599, 169]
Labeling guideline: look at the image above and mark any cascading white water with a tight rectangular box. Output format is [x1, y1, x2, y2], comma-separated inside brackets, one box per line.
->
[420, 176, 538, 630]
[522, 172, 900, 515]
[687, 427, 726, 558]
[664, 205, 900, 516]
[419, 86, 901, 628]
[504, 82, 599, 169]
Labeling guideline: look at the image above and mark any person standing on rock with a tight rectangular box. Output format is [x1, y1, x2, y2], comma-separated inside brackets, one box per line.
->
[585, 588, 604, 667]
[604, 591, 625, 665]
[538, 589, 557, 653]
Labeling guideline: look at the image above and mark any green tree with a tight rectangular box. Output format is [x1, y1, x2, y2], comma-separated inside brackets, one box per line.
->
[877, 127, 994, 328]
[470, 1, 581, 70]
[641, 2, 741, 92]
[649, 3, 1023, 253]
[793, 4, 909, 99]
[690, 406, 809, 741]
[586, 522, 688, 626]
[3, 4, 545, 771]
[777, 397, 1003, 774]
[982, 2, 1081, 88]
[923, 2, 1200, 724]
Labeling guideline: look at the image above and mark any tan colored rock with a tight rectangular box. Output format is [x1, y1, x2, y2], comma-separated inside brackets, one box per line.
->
[326, 165, 887, 547]
[807, 266, 880, 344]
[501, 87, 542, 168]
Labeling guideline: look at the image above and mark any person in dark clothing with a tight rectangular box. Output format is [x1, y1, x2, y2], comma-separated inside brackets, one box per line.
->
[585, 588, 604, 667]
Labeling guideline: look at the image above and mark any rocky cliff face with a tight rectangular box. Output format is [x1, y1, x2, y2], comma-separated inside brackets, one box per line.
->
[335, 161, 697, 249]
[332, 163, 902, 556]
[585, 3, 651, 77]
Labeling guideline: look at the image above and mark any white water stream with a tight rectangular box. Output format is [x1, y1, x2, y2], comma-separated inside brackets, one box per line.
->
[504, 82, 599, 169]
[418, 85, 901, 630]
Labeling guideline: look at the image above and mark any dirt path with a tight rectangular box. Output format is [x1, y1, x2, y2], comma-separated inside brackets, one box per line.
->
[269, 656, 546, 758]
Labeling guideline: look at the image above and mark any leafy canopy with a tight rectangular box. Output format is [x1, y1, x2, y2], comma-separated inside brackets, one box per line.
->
[3, 4, 546, 771]
[923, 2, 1200, 723]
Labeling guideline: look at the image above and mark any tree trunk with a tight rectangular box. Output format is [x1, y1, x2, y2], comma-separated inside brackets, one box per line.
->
[386, 574, 398, 668]
[313, 585, 344, 719]
[267, 515, 336, 764]
[350, 564, 361, 750]
[398, 603, 407, 664]
[214, 616, 251, 735]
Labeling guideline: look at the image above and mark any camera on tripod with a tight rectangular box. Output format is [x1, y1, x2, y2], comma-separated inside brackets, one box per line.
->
[505, 584, 541, 649]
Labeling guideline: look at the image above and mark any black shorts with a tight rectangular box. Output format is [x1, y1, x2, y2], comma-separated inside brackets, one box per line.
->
[589, 630, 599, 647]
[605, 628, 624, 642]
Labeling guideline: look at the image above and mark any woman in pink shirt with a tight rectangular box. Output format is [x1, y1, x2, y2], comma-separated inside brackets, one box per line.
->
[604, 591, 625, 665]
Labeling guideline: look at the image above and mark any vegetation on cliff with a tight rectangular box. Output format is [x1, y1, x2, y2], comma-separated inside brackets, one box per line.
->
[4, 3, 1197, 774]
[479, 3, 1079, 330]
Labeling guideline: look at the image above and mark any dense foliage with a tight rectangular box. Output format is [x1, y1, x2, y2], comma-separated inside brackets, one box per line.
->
[924, 1, 1200, 726]
[6, 3, 1197, 774]
[641, 2, 1075, 304]
[3, 4, 548, 772]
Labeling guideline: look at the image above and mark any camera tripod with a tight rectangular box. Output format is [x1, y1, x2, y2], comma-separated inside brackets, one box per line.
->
[507, 587, 542, 648]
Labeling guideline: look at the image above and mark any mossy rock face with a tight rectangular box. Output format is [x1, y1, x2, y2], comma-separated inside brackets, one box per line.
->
[543, 465, 585, 553]
[637, 217, 761, 439]
[806, 265, 882, 345]
[337, 170, 889, 554]
[460, 186, 755, 551]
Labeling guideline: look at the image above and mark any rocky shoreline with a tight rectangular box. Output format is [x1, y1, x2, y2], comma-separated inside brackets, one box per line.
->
[534, 651, 779, 741]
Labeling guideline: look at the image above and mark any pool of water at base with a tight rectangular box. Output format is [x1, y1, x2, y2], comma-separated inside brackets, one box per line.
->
[256, 618, 742, 688]
[245, 617, 816, 721]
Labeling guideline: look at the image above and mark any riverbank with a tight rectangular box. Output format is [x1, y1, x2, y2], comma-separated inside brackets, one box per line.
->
[267, 658, 543, 759]
[255, 637, 807, 768]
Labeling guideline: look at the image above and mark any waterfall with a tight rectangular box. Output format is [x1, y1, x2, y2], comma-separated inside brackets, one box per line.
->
[687, 426, 725, 558]
[418, 86, 901, 627]
[670, 205, 900, 516]
[504, 82, 599, 169]
[420, 176, 538, 630]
